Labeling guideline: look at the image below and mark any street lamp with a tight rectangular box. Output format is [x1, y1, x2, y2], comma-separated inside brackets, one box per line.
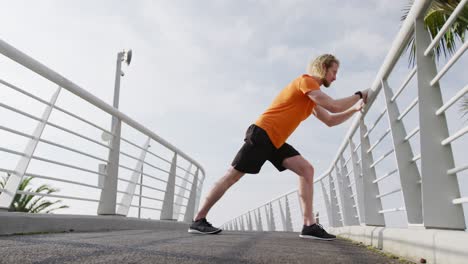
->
[101, 49, 132, 142]
[99, 49, 132, 190]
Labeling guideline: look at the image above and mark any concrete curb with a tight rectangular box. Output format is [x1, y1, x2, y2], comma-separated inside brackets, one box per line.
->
[0, 212, 188, 235]
[329, 226, 468, 264]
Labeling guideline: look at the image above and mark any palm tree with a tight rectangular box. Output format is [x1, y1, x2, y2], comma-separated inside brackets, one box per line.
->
[402, 0, 467, 117]
[0, 174, 69, 213]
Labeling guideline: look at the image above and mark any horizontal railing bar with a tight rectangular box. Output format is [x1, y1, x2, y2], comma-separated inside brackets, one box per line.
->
[391, 67, 417, 102]
[345, 168, 354, 178]
[136, 181, 166, 193]
[348, 180, 355, 188]
[23, 172, 102, 190]
[424, 0, 468, 56]
[0, 146, 105, 176]
[431, 41, 468, 86]
[350, 193, 357, 198]
[441, 126, 467, 146]
[373, 169, 399, 184]
[174, 202, 186, 207]
[175, 163, 195, 176]
[119, 151, 176, 179]
[412, 154, 421, 162]
[0, 126, 107, 163]
[128, 204, 161, 211]
[0, 79, 114, 136]
[45, 121, 112, 150]
[367, 128, 391, 153]
[364, 109, 388, 138]
[32, 154, 105, 176]
[452, 197, 468, 205]
[404, 127, 420, 142]
[370, 149, 395, 168]
[16, 190, 99, 203]
[0, 78, 57, 106]
[343, 156, 352, 167]
[137, 194, 164, 202]
[118, 165, 168, 184]
[0, 102, 111, 150]
[120, 137, 172, 167]
[376, 188, 401, 199]
[174, 183, 191, 193]
[397, 98, 418, 121]
[352, 142, 361, 153]
[174, 192, 189, 200]
[436, 85, 468, 115]
[378, 207, 405, 214]
[448, 164, 468, 175]
[117, 190, 132, 196]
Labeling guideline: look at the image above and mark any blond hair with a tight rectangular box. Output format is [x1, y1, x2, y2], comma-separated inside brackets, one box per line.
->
[307, 54, 340, 79]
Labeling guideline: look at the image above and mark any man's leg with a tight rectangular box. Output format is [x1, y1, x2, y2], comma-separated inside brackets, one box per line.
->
[194, 166, 245, 221]
[282, 155, 315, 226]
[282, 155, 335, 240]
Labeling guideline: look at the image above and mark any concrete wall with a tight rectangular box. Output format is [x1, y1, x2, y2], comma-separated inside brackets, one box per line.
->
[0, 212, 188, 235]
[330, 226, 468, 264]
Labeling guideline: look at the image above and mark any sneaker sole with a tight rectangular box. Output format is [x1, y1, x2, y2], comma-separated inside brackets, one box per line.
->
[299, 234, 335, 241]
[188, 228, 222, 235]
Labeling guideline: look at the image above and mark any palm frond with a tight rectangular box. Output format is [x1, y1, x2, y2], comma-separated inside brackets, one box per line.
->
[461, 95, 468, 118]
[401, 0, 468, 66]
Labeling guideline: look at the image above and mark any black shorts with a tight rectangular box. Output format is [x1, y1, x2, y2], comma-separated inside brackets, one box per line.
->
[231, 124, 300, 174]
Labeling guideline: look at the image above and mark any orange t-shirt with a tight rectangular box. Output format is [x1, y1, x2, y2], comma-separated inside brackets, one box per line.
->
[254, 74, 320, 148]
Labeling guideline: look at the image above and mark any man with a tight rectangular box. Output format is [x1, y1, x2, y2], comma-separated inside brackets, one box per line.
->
[188, 54, 368, 240]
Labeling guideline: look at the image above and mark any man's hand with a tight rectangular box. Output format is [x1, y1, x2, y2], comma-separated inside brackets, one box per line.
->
[353, 99, 365, 112]
[361, 88, 374, 104]
[361, 89, 369, 104]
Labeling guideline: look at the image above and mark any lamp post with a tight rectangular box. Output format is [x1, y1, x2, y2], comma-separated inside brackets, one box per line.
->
[98, 49, 132, 215]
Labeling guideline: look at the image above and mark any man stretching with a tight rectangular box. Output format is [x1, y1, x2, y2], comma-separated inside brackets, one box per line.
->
[189, 54, 368, 240]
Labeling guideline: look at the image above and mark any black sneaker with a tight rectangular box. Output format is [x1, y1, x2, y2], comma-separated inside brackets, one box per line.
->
[188, 218, 222, 234]
[299, 223, 336, 240]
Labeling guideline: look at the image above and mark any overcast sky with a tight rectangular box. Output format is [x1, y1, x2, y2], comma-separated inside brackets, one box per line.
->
[1, 0, 466, 228]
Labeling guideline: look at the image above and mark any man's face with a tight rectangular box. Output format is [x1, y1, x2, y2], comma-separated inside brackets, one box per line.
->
[323, 62, 339, 88]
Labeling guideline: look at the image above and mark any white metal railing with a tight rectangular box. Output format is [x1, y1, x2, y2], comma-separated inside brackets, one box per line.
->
[0, 39, 205, 222]
[223, 0, 467, 232]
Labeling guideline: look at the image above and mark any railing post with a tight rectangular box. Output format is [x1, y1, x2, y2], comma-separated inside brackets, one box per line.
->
[247, 212, 253, 231]
[360, 120, 385, 226]
[414, 18, 465, 230]
[183, 168, 199, 223]
[194, 172, 205, 217]
[0, 86, 61, 209]
[338, 156, 359, 225]
[319, 180, 332, 226]
[269, 203, 276, 231]
[349, 139, 364, 223]
[175, 163, 193, 220]
[240, 216, 246, 231]
[279, 199, 287, 231]
[116, 138, 150, 216]
[329, 174, 342, 227]
[98, 118, 122, 215]
[160, 153, 177, 220]
[381, 79, 423, 226]
[284, 196, 293, 231]
[256, 209, 263, 231]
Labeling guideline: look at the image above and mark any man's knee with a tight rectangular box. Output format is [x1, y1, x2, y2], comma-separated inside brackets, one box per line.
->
[225, 167, 245, 184]
[303, 164, 314, 181]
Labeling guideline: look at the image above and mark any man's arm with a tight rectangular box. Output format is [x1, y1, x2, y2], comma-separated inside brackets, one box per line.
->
[313, 100, 364, 127]
[307, 89, 369, 113]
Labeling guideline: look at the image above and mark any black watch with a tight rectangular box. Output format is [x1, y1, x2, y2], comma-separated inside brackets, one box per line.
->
[354, 91, 363, 99]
